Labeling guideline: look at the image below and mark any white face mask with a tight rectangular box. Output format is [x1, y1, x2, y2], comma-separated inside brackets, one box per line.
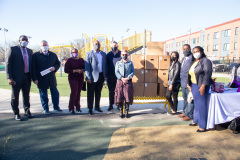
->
[41, 46, 49, 52]
[21, 41, 28, 47]
[193, 52, 201, 59]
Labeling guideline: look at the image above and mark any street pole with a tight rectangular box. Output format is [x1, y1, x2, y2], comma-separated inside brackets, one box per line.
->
[188, 28, 191, 45]
[143, 29, 146, 55]
[60, 47, 63, 77]
[3, 28, 8, 64]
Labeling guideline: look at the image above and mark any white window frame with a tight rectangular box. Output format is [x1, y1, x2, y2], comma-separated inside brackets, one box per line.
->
[224, 29, 231, 37]
[223, 43, 230, 51]
[214, 32, 219, 39]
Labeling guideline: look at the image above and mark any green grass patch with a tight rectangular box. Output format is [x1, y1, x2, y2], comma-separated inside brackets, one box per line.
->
[0, 73, 230, 97]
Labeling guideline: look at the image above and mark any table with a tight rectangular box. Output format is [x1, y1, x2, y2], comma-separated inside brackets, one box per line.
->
[207, 89, 240, 129]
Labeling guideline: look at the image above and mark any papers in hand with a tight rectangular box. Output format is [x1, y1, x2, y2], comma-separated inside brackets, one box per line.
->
[40, 67, 52, 76]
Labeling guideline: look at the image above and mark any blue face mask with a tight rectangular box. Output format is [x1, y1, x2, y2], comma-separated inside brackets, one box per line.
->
[21, 41, 28, 48]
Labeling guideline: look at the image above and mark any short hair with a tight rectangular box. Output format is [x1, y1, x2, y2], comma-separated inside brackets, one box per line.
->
[19, 35, 27, 40]
[112, 41, 118, 45]
[122, 49, 128, 54]
[41, 40, 48, 44]
[183, 44, 191, 49]
[72, 48, 78, 53]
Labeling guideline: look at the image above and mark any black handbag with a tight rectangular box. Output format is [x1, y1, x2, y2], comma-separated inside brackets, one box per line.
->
[228, 117, 240, 134]
[82, 81, 86, 91]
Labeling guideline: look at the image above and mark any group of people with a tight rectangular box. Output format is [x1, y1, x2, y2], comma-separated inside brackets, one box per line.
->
[6, 35, 135, 121]
[6, 35, 213, 132]
[166, 44, 213, 132]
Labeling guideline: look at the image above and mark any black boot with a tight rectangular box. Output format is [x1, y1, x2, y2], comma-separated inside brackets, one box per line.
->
[125, 109, 129, 118]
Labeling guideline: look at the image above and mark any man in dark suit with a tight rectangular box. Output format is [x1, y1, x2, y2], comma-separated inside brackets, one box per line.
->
[106, 41, 121, 111]
[6, 35, 34, 121]
[85, 40, 107, 115]
[32, 40, 62, 114]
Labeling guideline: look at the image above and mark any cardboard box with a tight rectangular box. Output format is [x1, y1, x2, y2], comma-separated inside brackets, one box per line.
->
[132, 69, 145, 83]
[145, 69, 158, 83]
[145, 55, 159, 69]
[133, 83, 144, 97]
[144, 83, 158, 97]
[158, 69, 169, 83]
[159, 55, 170, 69]
[131, 55, 145, 69]
[158, 83, 167, 97]
[146, 42, 164, 55]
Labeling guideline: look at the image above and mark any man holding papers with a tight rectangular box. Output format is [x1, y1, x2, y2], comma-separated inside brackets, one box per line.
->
[32, 40, 62, 114]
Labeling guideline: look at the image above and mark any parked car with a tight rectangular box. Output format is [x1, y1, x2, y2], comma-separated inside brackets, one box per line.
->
[227, 63, 240, 73]
[212, 60, 225, 72]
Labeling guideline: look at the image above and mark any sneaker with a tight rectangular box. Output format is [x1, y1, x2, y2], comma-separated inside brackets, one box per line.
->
[54, 109, 63, 112]
[76, 109, 82, 113]
[45, 111, 50, 115]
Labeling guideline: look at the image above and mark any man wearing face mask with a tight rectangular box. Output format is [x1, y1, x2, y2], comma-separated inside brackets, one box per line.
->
[32, 40, 62, 114]
[6, 35, 34, 121]
[85, 40, 107, 115]
[179, 44, 194, 121]
[106, 41, 122, 111]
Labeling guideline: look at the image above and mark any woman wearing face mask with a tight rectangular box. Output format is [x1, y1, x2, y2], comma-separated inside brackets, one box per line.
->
[166, 51, 181, 115]
[64, 49, 85, 114]
[187, 46, 212, 132]
[115, 49, 135, 118]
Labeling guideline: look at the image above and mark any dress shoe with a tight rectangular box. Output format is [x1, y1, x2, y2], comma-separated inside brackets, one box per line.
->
[182, 116, 192, 121]
[107, 106, 113, 111]
[25, 111, 34, 118]
[119, 109, 124, 118]
[70, 110, 75, 114]
[95, 108, 103, 112]
[197, 129, 206, 132]
[117, 106, 120, 110]
[76, 109, 82, 113]
[167, 111, 177, 115]
[189, 123, 197, 126]
[89, 109, 93, 115]
[178, 114, 186, 118]
[15, 114, 22, 121]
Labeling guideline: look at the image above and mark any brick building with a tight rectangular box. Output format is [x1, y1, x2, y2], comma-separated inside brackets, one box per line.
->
[165, 18, 240, 61]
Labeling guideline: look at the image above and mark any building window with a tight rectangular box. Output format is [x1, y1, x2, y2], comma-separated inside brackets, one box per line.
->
[236, 27, 238, 35]
[223, 43, 230, 51]
[182, 41, 185, 46]
[193, 38, 196, 44]
[207, 45, 209, 52]
[214, 32, 219, 39]
[224, 29, 231, 37]
[213, 44, 218, 51]
[197, 37, 199, 43]
[166, 44, 168, 49]
[235, 42, 237, 50]
[171, 43, 173, 48]
[208, 34, 210, 40]
[176, 42, 179, 47]
[203, 35, 205, 41]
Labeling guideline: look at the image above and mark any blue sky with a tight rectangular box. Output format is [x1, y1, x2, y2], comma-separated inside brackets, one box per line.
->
[0, 0, 239, 47]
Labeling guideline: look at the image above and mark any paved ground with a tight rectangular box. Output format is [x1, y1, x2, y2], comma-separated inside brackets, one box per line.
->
[0, 88, 239, 160]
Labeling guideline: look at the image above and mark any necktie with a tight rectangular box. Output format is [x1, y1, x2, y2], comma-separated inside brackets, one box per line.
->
[23, 48, 28, 73]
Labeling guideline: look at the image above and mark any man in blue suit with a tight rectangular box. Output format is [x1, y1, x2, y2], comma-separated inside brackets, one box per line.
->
[85, 40, 107, 115]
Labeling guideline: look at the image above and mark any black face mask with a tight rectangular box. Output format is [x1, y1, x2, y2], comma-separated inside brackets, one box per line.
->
[171, 57, 176, 61]
[183, 50, 192, 57]
[112, 47, 118, 52]
[122, 55, 127, 60]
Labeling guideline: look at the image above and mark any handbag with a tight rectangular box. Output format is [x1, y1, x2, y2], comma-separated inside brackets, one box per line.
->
[228, 117, 240, 134]
[187, 91, 193, 103]
[82, 81, 86, 91]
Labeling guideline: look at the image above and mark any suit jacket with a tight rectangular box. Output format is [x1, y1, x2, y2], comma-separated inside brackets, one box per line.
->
[85, 50, 107, 82]
[188, 57, 213, 87]
[168, 61, 181, 85]
[180, 55, 193, 88]
[32, 51, 60, 89]
[6, 46, 33, 82]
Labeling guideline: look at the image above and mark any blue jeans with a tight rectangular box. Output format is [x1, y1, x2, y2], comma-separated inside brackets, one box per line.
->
[191, 84, 210, 129]
[182, 87, 194, 119]
[39, 87, 60, 112]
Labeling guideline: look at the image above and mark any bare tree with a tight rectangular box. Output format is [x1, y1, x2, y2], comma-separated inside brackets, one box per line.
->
[70, 39, 85, 50]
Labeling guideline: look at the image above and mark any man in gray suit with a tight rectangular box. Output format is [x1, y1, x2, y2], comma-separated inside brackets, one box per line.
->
[179, 44, 194, 121]
[85, 40, 107, 115]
